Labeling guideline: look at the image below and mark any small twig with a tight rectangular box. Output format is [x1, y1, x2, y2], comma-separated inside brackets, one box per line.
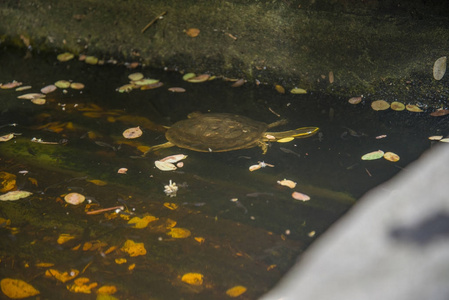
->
[141, 11, 167, 33]
[268, 107, 281, 117]
[365, 168, 372, 177]
[86, 206, 124, 215]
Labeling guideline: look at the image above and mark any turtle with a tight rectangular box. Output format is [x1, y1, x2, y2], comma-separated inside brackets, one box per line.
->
[145, 112, 319, 154]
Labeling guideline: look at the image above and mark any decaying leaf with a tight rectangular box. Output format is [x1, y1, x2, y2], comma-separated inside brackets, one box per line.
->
[167, 227, 191, 238]
[117, 168, 128, 174]
[231, 78, 245, 87]
[383, 151, 400, 162]
[57, 233, 76, 244]
[96, 285, 118, 295]
[122, 126, 142, 139]
[155, 160, 177, 171]
[433, 56, 447, 80]
[0, 172, 16, 193]
[390, 101, 405, 111]
[277, 179, 297, 189]
[17, 93, 45, 100]
[371, 100, 390, 111]
[0, 133, 14, 142]
[181, 273, 203, 286]
[406, 104, 423, 112]
[226, 285, 247, 298]
[1, 81, 22, 89]
[121, 239, 147, 257]
[41, 84, 57, 94]
[430, 109, 449, 117]
[0, 190, 32, 201]
[88, 179, 108, 186]
[292, 191, 310, 201]
[428, 135, 443, 140]
[187, 74, 210, 83]
[159, 154, 187, 163]
[45, 269, 79, 283]
[64, 192, 85, 205]
[290, 87, 307, 94]
[117, 84, 134, 93]
[348, 96, 362, 104]
[128, 215, 158, 229]
[163, 202, 179, 210]
[66, 277, 98, 294]
[0, 278, 40, 299]
[361, 150, 384, 160]
[168, 87, 186, 93]
[57, 52, 75, 62]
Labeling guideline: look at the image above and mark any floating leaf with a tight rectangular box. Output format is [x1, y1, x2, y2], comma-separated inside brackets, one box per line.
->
[159, 154, 187, 163]
[181, 273, 203, 286]
[383, 152, 400, 162]
[390, 101, 405, 111]
[45, 269, 79, 283]
[17, 93, 45, 100]
[0, 190, 32, 201]
[194, 237, 205, 244]
[85, 56, 99, 65]
[128, 72, 144, 81]
[361, 150, 384, 160]
[31, 98, 46, 105]
[277, 137, 294, 143]
[168, 87, 186, 93]
[0, 133, 14, 142]
[133, 78, 159, 86]
[430, 109, 449, 117]
[275, 84, 285, 94]
[187, 74, 210, 83]
[292, 191, 310, 201]
[57, 52, 75, 62]
[115, 258, 127, 264]
[64, 192, 85, 205]
[55, 80, 71, 88]
[117, 168, 128, 174]
[185, 28, 200, 37]
[121, 239, 147, 257]
[226, 285, 247, 298]
[1, 81, 22, 89]
[371, 100, 390, 111]
[406, 104, 423, 112]
[128, 215, 158, 229]
[122, 126, 142, 139]
[88, 179, 107, 186]
[70, 82, 85, 90]
[167, 227, 191, 238]
[15, 86, 31, 91]
[140, 82, 164, 90]
[155, 160, 177, 171]
[433, 56, 447, 80]
[277, 179, 297, 189]
[376, 135, 387, 139]
[66, 277, 98, 294]
[182, 73, 196, 81]
[231, 79, 245, 87]
[249, 164, 261, 172]
[290, 88, 307, 94]
[0, 278, 40, 299]
[348, 96, 362, 104]
[428, 135, 443, 140]
[440, 138, 449, 143]
[41, 84, 57, 94]
[117, 84, 134, 93]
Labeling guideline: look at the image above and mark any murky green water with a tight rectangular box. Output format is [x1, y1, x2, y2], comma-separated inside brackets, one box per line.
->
[0, 47, 446, 299]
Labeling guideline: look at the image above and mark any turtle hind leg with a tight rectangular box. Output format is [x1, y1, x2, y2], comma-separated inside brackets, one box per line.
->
[143, 142, 175, 156]
[266, 127, 319, 140]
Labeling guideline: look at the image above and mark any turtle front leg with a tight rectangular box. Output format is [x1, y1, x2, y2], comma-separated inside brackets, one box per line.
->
[143, 142, 175, 156]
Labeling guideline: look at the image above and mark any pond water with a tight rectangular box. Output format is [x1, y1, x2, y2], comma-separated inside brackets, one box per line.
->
[0, 47, 447, 299]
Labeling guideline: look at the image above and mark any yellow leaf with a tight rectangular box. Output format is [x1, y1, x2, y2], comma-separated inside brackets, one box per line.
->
[96, 285, 118, 295]
[104, 246, 118, 254]
[167, 227, 191, 239]
[165, 218, 177, 229]
[66, 277, 97, 294]
[275, 84, 285, 94]
[88, 179, 108, 186]
[45, 269, 79, 283]
[194, 237, 205, 244]
[383, 151, 400, 162]
[0, 172, 16, 193]
[121, 239, 147, 257]
[0, 217, 11, 227]
[57, 233, 76, 244]
[181, 273, 203, 286]
[226, 285, 247, 297]
[97, 294, 119, 300]
[83, 242, 93, 251]
[163, 202, 178, 210]
[290, 87, 307, 94]
[277, 137, 294, 143]
[0, 278, 40, 299]
[28, 177, 38, 186]
[115, 258, 127, 264]
[35, 262, 55, 268]
[128, 263, 136, 271]
[128, 215, 158, 229]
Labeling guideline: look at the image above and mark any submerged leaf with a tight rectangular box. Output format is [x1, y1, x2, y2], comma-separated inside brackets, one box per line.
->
[41, 84, 57, 94]
[430, 109, 449, 117]
[185, 28, 200, 37]
[0, 278, 40, 299]
[66, 277, 98, 294]
[57, 52, 75, 62]
[361, 150, 384, 160]
[128, 215, 158, 229]
[226, 285, 247, 297]
[168, 87, 186, 93]
[122, 126, 142, 139]
[57, 233, 76, 244]
[433, 56, 447, 80]
[348, 96, 362, 104]
[45, 269, 79, 283]
[290, 87, 307, 94]
[121, 239, 147, 257]
[275, 84, 285, 94]
[64, 192, 85, 205]
[0, 172, 16, 193]
[371, 100, 390, 111]
[167, 227, 191, 238]
[181, 273, 203, 286]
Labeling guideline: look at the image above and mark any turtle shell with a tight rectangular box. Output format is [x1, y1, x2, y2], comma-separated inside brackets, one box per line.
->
[165, 113, 268, 152]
